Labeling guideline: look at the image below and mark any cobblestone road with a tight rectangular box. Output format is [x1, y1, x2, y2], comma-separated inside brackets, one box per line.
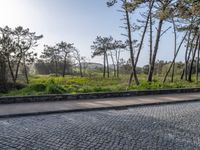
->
[0, 102, 200, 150]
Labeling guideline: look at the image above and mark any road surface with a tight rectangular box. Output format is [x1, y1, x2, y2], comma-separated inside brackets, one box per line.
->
[0, 101, 200, 149]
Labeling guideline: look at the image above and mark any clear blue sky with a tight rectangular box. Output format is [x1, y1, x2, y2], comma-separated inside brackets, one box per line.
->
[0, 0, 184, 66]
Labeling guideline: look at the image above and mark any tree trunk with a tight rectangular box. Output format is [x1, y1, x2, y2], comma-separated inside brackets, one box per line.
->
[116, 62, 119, 78]
[79, 61, 83, 77]
[23, 55, 29, 84]
[103, 51, 106, 78]
[15, 58, 22, 84]
[149, 1, 153, 66]
[106, 52, 109, 78]
[171, 18, 177, 82]
[135, 0, 154, 66]
[110, 51, 116, 77]
[116, 49, 121, 78]
[163, 32, 188, 83]
[188, 35, 199, 82]
[147, 19, 163, 82]
[55, 60, 58, 76]
[181, 69, 185, 80]
[180, 30, 192, 80]
[7, 56, 15, 85]
[0, 56, 7, 91]
[185, 31, 196, 80]
[7, 55, 22, 87]
[129, 0, 154, 84]
[62, 54, 67, 77]
[125, 2, 139, 87]
[196, 40, 200, 83]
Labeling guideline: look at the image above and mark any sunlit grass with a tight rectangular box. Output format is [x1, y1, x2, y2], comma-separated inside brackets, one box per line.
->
[1, 74, 200, 96]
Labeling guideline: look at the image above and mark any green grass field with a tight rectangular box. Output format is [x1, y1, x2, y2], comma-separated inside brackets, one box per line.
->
[1, 74, 200, 96]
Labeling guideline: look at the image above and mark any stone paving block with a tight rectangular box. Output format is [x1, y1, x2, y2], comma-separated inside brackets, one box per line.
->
[0, 101, 200, 149]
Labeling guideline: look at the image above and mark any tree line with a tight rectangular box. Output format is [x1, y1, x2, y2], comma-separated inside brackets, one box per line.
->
[0, 26, 86, 92]
[104, 0, 200, 87]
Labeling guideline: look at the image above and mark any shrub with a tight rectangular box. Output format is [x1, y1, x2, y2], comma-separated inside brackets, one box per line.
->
[78, 87, 93, 93]
[64, 85, 78, 93]
[46, 84, 66, 94]
[29, 83, 46, 92]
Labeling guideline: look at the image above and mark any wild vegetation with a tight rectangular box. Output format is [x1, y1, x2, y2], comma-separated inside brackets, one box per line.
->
[0, 0, 200, 96]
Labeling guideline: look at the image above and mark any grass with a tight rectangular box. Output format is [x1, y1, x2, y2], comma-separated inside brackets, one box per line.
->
[1, 74, 200, 96]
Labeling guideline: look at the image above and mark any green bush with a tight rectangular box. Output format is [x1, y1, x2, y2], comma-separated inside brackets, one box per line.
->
[64, 85, 78, 93]
[78, 86, 93, 93]
[29, 84, 46, 92]
[3, 74, 200, 96]
[45, 84, 66, 94]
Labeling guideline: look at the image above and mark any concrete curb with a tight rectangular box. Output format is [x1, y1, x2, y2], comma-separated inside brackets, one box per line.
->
[1, 88, 200, 104]
[0, 97, 199, 119]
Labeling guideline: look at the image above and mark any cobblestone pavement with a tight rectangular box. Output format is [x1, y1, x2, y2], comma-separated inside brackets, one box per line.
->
[0, 102, 200, 150]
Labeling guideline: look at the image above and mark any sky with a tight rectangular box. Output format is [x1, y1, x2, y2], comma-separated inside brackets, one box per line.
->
[0, 0, 184, 66]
